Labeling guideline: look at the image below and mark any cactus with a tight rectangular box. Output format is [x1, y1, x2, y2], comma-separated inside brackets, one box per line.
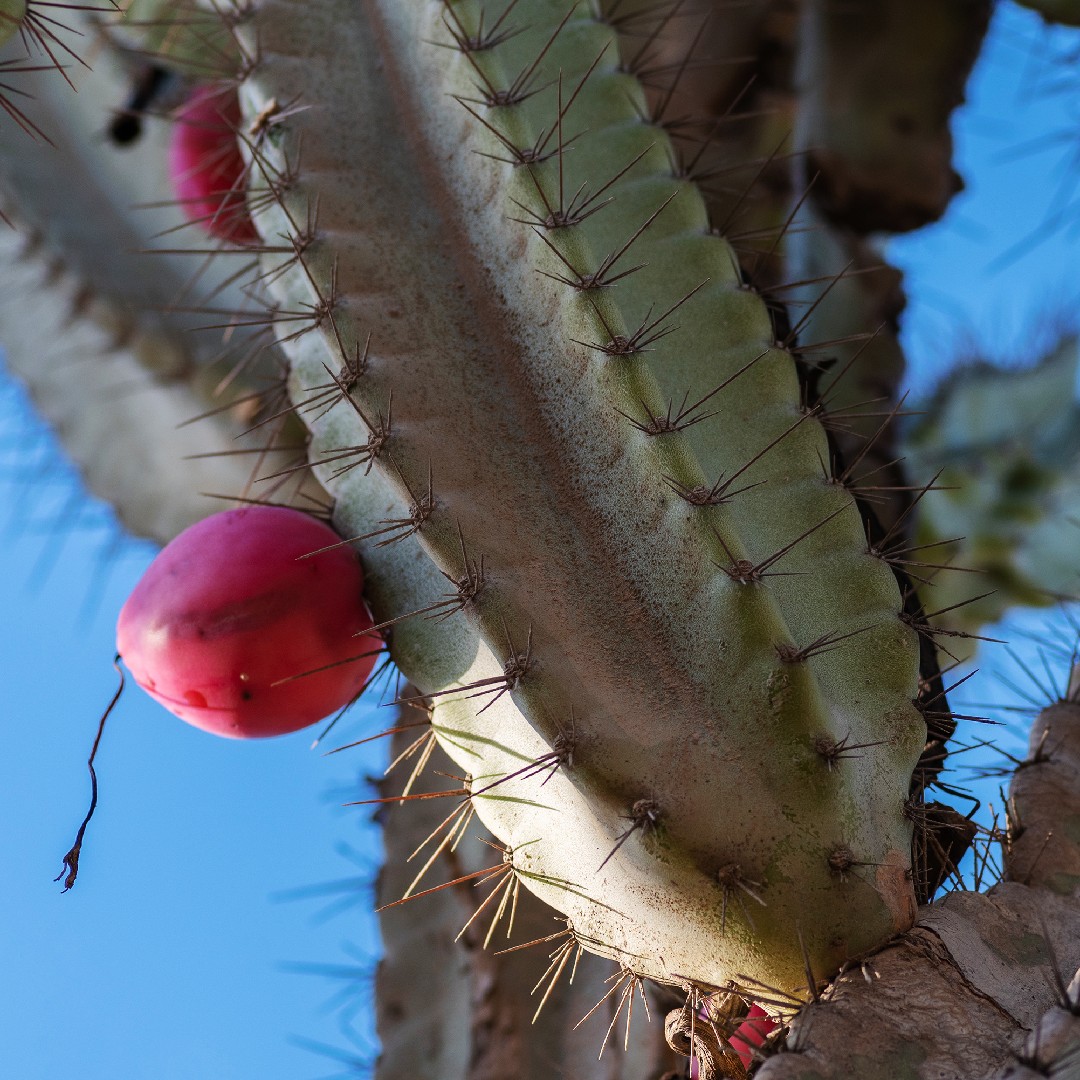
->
[903, 339, 1080, 656]
[1014, 0, 1080, 25]
[3, 2, 1080, 1078]
[237, 0, 938, 998]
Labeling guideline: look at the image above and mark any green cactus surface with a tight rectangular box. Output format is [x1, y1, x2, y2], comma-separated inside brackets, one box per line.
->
[0, 0, 25, 48]
[108, 0, 241, 78]
[235, 0, 933, 997]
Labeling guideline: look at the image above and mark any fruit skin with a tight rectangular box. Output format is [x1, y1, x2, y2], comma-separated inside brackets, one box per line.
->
[167, 83, 257, 246]
[116, 506, 379, 738]
[729, 1006, 777, 1068]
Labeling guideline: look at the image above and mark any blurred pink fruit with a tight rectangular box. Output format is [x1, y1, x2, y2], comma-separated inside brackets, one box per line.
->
[168, 82, 258, 245]
[690, 1001, 777, 1076]
[730, 1004, 777, 1067]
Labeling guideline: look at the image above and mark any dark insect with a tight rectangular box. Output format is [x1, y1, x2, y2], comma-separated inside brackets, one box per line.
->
[107, 64, 174, 146]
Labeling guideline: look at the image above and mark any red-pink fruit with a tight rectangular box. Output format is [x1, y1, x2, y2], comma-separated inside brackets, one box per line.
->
[729, 1004, 777, 1067]
[167, 83, 258, 246]
[690, 1002, 777, 1077]
[117, 507, 380, 738]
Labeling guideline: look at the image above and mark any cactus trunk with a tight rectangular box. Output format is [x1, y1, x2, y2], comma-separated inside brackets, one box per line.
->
[237, 0, 933, 996]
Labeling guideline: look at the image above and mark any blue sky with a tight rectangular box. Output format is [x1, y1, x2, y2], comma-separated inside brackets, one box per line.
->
[3, 4, 1080, 1078]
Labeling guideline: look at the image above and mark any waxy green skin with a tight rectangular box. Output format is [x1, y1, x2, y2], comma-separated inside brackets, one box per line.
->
[237, 0, 927, 996]
[0, 0, 25, 48]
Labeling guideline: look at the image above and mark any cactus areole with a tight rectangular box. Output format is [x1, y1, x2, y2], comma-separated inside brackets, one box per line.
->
[116, 507, 380, 738]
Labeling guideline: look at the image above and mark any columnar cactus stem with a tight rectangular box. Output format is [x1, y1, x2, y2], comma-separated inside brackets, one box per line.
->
[238, 0, 930, 995]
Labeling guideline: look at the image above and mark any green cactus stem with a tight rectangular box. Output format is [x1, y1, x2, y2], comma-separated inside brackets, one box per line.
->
[107, 0, 241, 78]
[0, 224, 268, 540]
[0, 0, 26, 48]
[236, 0, 932, 996]
[375, 724, 680, 1078]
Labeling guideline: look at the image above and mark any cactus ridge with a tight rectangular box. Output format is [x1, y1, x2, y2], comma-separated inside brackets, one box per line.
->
[223, 0, 945, 996]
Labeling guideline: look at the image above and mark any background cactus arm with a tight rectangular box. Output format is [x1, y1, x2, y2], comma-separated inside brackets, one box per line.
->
[795, 0, 992, 234]
[0, 223, 270, 542]
[0, 13, 311, 542]
[901, 341, 1080, 652]
[1013, 0, 1080, 25]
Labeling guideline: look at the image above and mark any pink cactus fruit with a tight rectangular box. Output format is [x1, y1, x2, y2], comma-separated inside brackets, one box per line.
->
[167, 82, 258, 245]
[690, 1002, 777, 1076]
[116, 507, 380, 738]
[729, 1005, 777, 1068]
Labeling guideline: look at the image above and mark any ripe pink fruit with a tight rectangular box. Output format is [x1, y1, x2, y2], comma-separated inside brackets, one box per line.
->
[689, 1002, 777, 1076]
[117, 507, 380, 738]
[167, 82, 258, 245]
[729, 1004, 777, 1067]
